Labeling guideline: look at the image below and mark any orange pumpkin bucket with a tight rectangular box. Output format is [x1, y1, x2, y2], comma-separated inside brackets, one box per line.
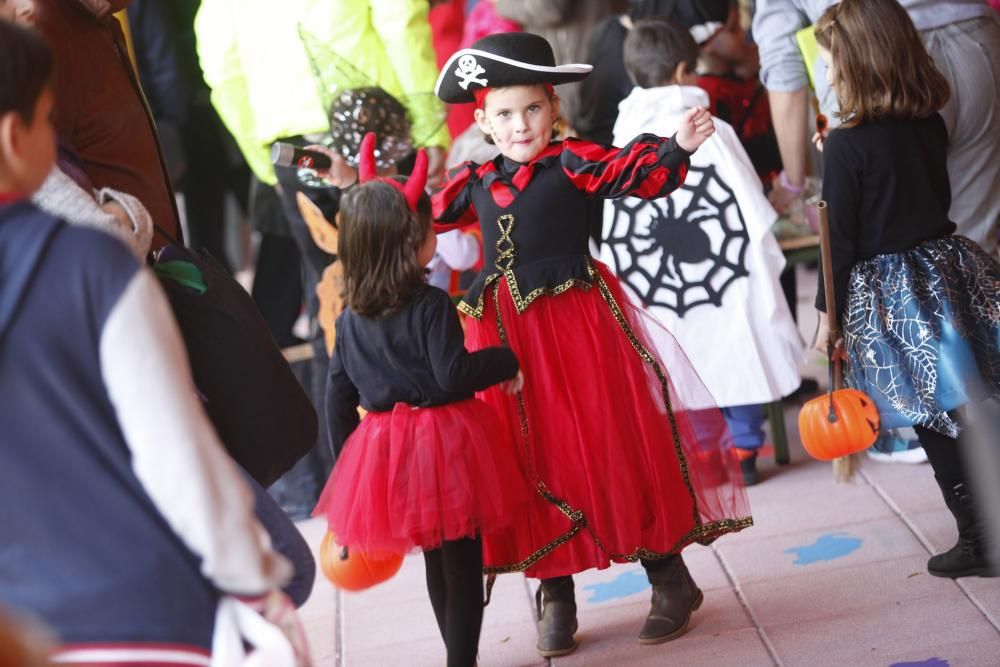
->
[319, 532, 403, 592]
[799, 387, 879, 460]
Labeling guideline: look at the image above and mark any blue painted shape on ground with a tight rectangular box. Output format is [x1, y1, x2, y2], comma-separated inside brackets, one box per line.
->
[581, 569, 650, 603]
[889, 659, 949, 667]
[784, 532, 863, 565]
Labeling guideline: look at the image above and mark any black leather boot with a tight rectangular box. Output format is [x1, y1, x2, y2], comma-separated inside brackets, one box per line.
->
[639, 555, 704, 644]
[535, 576, 578, 657]
[928, 480, 996, 578]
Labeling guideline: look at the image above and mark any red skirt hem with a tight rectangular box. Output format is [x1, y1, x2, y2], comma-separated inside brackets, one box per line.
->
[313, 398, 529, 554]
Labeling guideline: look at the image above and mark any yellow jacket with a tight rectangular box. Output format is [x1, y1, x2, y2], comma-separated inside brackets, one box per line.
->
[195, 0, 448, 184]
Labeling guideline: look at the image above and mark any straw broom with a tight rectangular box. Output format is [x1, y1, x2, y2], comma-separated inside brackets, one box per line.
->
[816, 200, 861, 482]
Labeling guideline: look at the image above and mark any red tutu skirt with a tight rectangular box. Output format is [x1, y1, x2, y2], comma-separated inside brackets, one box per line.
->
[466, 261, 752, 579]
[313, 399, 529, 554]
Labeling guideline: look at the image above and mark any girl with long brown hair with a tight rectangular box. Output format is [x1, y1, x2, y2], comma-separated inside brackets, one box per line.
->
[312, 134, 527, 666]
[813, 0, 1000, 579]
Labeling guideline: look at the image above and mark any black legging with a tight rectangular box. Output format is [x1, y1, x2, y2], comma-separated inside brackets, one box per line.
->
[914, 414, 965, 490]
[423, 536, 484, 667]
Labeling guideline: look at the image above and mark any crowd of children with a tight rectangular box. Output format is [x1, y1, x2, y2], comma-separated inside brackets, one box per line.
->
[2, 1, 999, 666]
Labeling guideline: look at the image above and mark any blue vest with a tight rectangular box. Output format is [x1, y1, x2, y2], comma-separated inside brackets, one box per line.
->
[0, 202, 219, 649]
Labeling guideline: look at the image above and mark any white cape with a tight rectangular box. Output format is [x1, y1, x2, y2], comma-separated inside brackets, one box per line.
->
[602, 85, 804, 407]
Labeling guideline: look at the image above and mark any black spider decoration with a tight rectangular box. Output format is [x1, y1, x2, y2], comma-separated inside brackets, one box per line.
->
[604, 164, 750, 317]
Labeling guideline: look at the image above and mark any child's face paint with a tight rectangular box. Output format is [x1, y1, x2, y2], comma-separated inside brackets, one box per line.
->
[474, 84, 559, 164]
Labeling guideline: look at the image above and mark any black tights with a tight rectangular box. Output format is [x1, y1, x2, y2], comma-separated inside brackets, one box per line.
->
[914, 412, 966, 490]
[423, 536, 483, 667]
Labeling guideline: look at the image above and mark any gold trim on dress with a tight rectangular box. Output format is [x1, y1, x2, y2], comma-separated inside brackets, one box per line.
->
[494, 214, 516, 272]
[458, 214, 593, 319]
[484, 516, 754, 575]
[459, 273, 591, 319]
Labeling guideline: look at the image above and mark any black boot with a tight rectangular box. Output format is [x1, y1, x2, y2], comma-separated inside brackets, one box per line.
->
[639, 555, 704, 644]
[928, 480, 996, 578]
[535, 576, 578, 657]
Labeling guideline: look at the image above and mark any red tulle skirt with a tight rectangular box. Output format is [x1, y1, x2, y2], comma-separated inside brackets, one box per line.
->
[466, 261, 752, 579]
[313, 399, 529, 554]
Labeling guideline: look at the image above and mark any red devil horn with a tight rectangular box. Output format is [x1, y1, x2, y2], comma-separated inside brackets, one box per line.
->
[404, 149, 428, 212]
[358, 132, 377, 183]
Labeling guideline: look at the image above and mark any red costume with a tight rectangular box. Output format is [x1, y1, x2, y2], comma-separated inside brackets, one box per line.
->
[433, 135, 753, 578]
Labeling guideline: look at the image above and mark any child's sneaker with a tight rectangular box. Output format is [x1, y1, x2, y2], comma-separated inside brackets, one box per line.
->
[867, 430, 927, 464]
[866, 447, 928, 464]
[734, 449, 759, 486]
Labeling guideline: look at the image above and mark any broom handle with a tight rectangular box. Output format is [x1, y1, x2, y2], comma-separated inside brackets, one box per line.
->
[816, 200, 842, 391]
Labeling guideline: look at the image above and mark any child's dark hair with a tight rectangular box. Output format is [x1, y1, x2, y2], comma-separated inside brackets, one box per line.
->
[624, 17, 699, 89]
[815, 0, 950, 128]
[0, 21, 54, 123]
[337, 179, 432, 318]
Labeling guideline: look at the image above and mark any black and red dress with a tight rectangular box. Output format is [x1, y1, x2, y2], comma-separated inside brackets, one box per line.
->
[433, 134, 753, 579]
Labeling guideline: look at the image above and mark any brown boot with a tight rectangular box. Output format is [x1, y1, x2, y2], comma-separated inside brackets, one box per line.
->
[638, 555, 703, 644]
[535, 576, 578, 657]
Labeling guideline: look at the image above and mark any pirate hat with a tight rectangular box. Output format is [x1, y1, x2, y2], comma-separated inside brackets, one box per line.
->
[436, 32, 592, 104]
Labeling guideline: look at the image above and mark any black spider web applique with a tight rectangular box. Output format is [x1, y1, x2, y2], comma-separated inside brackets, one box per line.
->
[604, 164, 750, 317]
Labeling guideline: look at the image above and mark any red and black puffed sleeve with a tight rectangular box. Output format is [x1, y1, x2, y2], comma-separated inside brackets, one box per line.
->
[560, 134, 691, 200]
[432, 162, 480, 233]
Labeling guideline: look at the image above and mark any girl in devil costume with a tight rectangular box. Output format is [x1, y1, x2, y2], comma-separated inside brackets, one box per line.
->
[433, 32, 752, 656]
[312, 135, 527, 667]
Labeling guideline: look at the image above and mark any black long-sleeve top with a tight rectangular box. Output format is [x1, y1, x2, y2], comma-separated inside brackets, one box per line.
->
[325, 285, 520, 456]
[817, 114, 956, 321]
[433, 135, 691, 319]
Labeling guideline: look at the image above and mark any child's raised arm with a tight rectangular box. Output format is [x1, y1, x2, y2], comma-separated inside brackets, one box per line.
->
[560, 132, 695, 201]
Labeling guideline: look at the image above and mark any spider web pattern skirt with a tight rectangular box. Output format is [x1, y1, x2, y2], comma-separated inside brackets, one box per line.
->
[465, 259, 752, 579]
[842, 235, 1000, 438]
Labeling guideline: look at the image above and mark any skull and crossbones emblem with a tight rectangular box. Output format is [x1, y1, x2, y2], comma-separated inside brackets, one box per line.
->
[455, 54, 488, 90]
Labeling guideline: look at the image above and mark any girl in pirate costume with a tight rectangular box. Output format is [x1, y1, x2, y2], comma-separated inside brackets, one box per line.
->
[312, 135, 527, 667]
[434, 32, 752, 656]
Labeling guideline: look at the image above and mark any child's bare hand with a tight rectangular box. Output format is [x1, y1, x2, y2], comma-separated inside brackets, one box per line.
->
[812, 316, 848, 361]
[502, 370, 524, 394]
[304, 144, 358, 188]
[812, 130, 825, 152]
[676, 106, 715, 153]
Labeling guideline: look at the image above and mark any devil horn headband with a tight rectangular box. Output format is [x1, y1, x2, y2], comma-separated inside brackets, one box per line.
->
[358, 132, 427, 212]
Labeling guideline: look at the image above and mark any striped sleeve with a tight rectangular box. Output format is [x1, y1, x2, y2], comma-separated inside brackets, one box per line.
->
[560, 134, 691, 200]
[432, 162, 480, 232]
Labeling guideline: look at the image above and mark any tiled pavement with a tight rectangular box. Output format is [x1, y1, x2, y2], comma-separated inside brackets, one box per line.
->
[295, 437, 1000, 667]
[294, 267, 1000, 666]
